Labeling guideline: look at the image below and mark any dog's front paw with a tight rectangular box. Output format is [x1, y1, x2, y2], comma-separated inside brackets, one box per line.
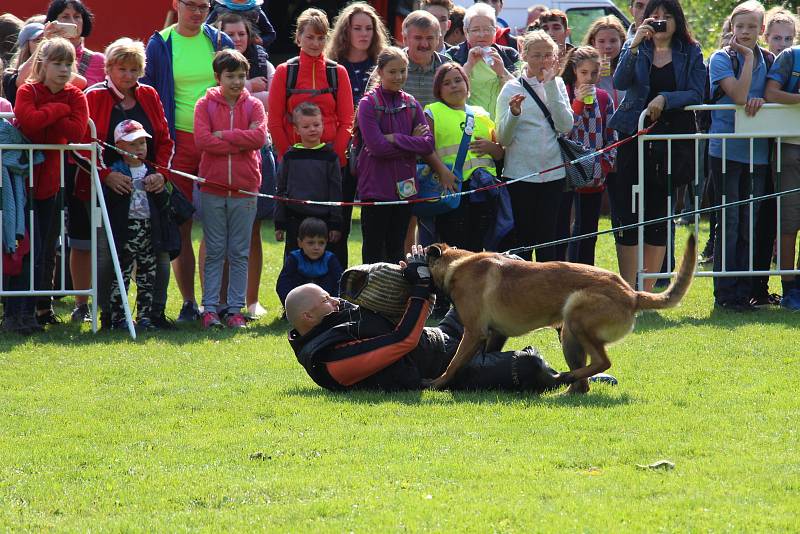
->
[555, 372, 576, 385]
[421, 377, 447, 390]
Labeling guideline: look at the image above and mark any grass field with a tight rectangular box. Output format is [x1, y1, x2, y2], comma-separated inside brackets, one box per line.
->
[2, 215, 799, 532]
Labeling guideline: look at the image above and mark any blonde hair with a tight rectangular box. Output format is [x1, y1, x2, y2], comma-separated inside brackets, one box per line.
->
[294, 8, 330, 44]
[325, 3, 389, 62]
[730, 0, 765, 25]
[104, 38, 146, 77]
[765, 6, 798, 35]
[27, 37, 75, 83]
[583, 15, 626, 47]
[519, 29, 558, 57]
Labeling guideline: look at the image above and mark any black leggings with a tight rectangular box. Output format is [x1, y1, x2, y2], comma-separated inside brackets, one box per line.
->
[607, 139, 674, 247]
[436, 195, 495, 252]
[507, 179, 564, 262]
[360, 203, 412, 264]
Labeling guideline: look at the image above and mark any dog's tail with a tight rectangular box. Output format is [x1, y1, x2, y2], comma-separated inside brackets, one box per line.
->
[635, 234, 697, 311]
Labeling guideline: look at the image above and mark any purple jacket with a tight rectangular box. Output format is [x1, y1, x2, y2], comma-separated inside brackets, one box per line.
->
[356, 86, 434, 201]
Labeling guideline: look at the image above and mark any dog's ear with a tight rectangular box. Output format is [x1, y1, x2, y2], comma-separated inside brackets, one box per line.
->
[425, 244, 444, 259]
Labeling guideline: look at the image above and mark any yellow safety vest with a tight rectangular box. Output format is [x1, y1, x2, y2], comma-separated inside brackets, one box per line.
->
[424, 102, 497, 181]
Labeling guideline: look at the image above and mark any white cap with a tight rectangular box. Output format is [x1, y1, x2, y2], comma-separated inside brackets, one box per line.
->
[113, 119, 152, 143]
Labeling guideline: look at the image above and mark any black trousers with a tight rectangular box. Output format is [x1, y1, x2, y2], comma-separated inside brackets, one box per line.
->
[507, 179, 564, 262]
[360, 203, 411, 264]
[436, 196, 495, 252]
[556, 190, 604, 265]
[349, 307, 564, 393]
[33, 193, 62, 312]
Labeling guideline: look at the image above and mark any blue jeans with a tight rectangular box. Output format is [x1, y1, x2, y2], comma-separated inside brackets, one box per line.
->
[710, 157, 768, 304]
[201, 192, 257, 314]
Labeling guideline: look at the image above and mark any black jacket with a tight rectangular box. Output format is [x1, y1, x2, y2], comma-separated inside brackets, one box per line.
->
[104, 161, 181, 260]
[289, 287, 433, 391]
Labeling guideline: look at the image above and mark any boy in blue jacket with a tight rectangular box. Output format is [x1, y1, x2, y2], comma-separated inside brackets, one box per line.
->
[276, 217, 343, 307]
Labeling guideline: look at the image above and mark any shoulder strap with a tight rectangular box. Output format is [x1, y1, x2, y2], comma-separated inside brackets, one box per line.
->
[596, 90, 610, 125]
[285, 56, 300, 94]
[788, 47, 800, 94]
[78, 49, 94, 76]
[452, 106, 475, 180]
[325, 59, 338, 93]
[762, 47, 775, 71]
[520, 78, 557, 134]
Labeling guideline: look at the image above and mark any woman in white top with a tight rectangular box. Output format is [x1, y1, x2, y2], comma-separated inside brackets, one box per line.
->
[496, 30, 573, 262]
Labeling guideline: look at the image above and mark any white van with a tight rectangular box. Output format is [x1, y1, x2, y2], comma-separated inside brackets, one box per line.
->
[454, 0, 631, 43]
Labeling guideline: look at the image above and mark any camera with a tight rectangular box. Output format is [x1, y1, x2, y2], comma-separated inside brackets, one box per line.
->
[651, 20, 667, 32]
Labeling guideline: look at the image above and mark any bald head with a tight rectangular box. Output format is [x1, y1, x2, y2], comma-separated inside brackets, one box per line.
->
[286, 284, 325, 327]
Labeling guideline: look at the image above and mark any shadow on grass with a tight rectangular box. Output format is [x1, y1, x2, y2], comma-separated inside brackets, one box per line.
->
[633, 307, 800, 332]
[284, 384, 633, 408]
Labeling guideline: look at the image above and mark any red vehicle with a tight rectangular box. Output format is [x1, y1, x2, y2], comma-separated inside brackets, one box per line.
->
[2, 1, 413, 58]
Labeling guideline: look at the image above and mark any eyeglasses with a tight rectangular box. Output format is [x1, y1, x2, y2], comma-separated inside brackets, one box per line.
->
[526, 54, 556, 60]
[466, 26, 495, 35]
[178, 0, 211, 13]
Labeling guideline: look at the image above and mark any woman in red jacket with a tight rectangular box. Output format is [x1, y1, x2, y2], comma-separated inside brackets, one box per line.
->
[267, 8, 354, 268]
[73, 37, 175, 329]
[14, 36, 89, 327]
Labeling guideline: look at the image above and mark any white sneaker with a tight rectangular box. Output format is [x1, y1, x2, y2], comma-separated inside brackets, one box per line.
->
[247, 302, 267, 318]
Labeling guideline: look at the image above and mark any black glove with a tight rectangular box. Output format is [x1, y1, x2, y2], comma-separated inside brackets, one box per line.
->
[402, 249, 434, 291]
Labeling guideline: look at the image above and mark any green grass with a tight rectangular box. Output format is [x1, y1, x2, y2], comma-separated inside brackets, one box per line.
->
[2, 215, 799, 532]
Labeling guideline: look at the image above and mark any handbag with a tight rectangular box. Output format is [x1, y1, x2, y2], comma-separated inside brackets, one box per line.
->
[412, 106, 476, 216]
[520, 78, 595, 190]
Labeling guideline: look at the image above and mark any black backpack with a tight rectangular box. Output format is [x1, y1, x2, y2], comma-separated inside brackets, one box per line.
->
[284, 56, 339, 97]
[697, 46, 775, 132]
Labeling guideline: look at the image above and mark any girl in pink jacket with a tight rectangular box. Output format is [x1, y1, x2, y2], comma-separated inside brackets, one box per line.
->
[194, 49, 267, 329]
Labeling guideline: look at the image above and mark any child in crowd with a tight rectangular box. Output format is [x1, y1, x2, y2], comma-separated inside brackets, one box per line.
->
[206, 0, 276, 49]
[105, 120, 173, 330]
[423, 62, 503, 253]
[557, 46, 617, 266]
[444, 6, 466, 48]
[276, 217, 343, 306]
[535, 9, 573, 68]
[763, 7, 797, 56]
[14, 37, 89, 326]
[356, 46, 434, 264]
[765, 31, 800, 310]
[274, 102, 342, 256]
[194, 49, 267, 329]
[708, 0, 771, 311]
[584, 15, 627, 109]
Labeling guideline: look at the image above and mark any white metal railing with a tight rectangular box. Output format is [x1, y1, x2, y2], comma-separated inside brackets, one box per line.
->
[635, 103, 800, 288]
[0, 114, 136, 338]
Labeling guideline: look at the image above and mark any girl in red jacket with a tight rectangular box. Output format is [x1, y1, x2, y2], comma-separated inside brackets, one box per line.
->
[194, 49, 267, 330]
[14, 36, 89, 326]
[267, 8, 354, 167]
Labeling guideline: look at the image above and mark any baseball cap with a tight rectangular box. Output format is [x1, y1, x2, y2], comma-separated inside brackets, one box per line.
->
[17, 23, 45, 48]
[113, 120, 152, 143]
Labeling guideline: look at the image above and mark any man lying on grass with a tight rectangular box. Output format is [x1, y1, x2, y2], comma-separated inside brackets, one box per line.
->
[286, 247, 617, 392]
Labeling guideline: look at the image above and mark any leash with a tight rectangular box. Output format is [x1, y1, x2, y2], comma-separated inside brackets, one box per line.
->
[504, 184, 800, 255]
[89, 123, 656, 207]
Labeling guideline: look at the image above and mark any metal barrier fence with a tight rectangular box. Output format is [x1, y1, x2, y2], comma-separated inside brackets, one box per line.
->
[635, 103, 800, 289]
[0, 114, 136, 338]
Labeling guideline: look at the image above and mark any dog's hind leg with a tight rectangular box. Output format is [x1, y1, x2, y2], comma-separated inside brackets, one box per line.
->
[485, 330, 508, 353]
[560, 323, 590, 394]
[425, 328, 485, 390]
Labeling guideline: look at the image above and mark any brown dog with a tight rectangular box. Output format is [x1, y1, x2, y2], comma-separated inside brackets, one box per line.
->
[424, 235, 696, 393]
